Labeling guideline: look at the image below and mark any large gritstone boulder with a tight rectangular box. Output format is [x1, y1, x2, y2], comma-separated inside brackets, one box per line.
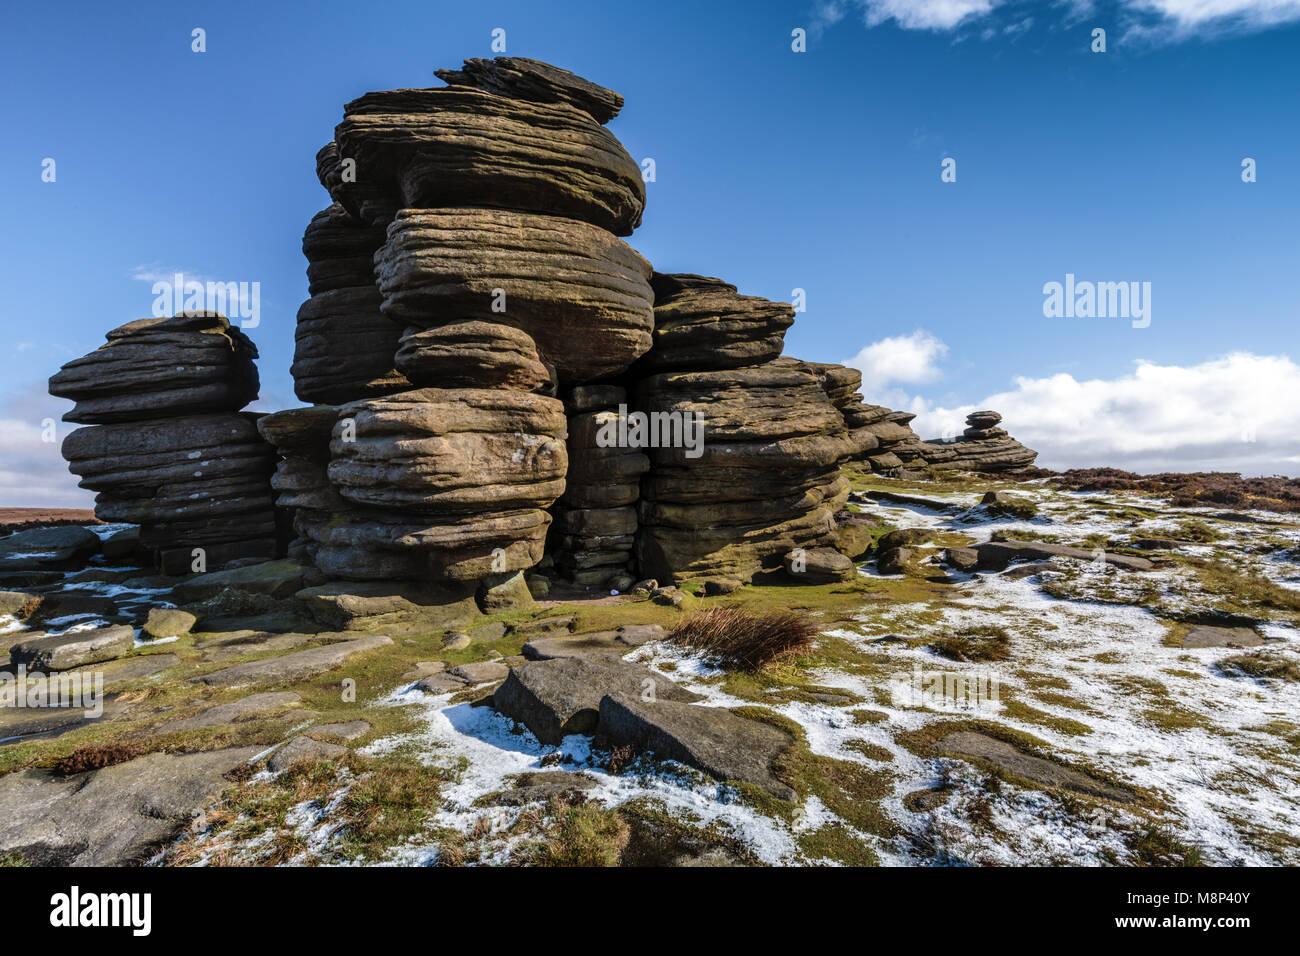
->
[301, 388, 568, 582]
[394, 321, 552, 392]
[491, 657, 701, 745]
[640, 274, 794, 373]
[333, 85, 644, 234]
[635, 362, 869, 584]
[374, 207, 654, 384]
[60, 413, 278, 569]
[48, 313, 259, 425]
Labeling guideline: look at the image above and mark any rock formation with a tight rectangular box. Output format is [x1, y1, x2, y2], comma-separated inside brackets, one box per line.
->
[634, 280, 872, 585]
[50, 313, 279, 574]
[53, 57, 1016, 595]
[917, 410, 1039, 473]
[799, 364, 1039, 477]
[259, 57, 658, 606]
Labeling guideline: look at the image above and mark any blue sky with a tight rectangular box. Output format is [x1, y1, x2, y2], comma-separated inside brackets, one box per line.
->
[3, 0, 1298, 506]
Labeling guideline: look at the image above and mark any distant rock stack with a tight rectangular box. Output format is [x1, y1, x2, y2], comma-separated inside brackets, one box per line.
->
[919, 410, 1038, 473]
[264, 57, 653, 603]
[50, 313, 279, 574]
[634, 277, 871, 585]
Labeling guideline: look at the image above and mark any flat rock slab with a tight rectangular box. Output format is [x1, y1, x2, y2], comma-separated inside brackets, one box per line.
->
[414, 672, 470, 695]
[9, 625, 135, 671]
[523, 623, 665, 661]
[493, 657, 701, 745]
[0, 695, 127, 744]
[861, 490, 966, 513]
[1000, 560, 1062, 581]
[156, 692, 303, 733]
[449, 661, 510, 684]
[595, 694, 795, 800]
[191, 636, 393, 687]
[268, 735, 347, 772]
[507, 616, 576, 637]
[0, 745, 262, 866]
[484, 771, 598, 807]
[172, 559, 307, 603]
[975, 540, 1152, 573]
[0, 526, 100, 571]
[1181, 626, 1265, 648]
[935, 731, 1135, 803]
[95, 652, 181, 687]
[400, 661, 447, 681]
[311, 720, 370, 740]
[296, 581, 481, 636]
[199, 631, 356, 663]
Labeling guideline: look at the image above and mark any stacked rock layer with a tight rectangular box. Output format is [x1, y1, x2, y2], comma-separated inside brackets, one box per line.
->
[50, 313, 279, 574]
[548, 385, 648, 588]
[635, 277, 872, 585]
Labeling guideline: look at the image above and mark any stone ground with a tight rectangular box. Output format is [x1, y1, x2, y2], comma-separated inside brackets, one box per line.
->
[1, 466, 1297, 866]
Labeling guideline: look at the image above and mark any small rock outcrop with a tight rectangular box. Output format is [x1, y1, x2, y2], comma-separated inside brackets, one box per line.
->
[50, 313, 279, 574]
[917, 410, 1039, 473]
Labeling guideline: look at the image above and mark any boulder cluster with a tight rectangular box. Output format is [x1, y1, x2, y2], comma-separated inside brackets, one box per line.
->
[49, 313, 279, 574]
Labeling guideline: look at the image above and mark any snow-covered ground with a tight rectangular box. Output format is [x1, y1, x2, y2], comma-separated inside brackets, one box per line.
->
[337, 482, 1299, 865]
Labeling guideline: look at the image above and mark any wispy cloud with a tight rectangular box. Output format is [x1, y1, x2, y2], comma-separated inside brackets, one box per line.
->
[814, 0, 1300, 42]
[129, 262, 216, 285]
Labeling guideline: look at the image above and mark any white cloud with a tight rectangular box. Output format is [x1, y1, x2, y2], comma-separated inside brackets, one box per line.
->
[843, 329, 948, 398]
[823, 0, 1300, 38]
[129, 263, 215, 285]
[0, 384, 94, 508]
[1129, 0, 1300, 32]
[899, 350, 1300, 476]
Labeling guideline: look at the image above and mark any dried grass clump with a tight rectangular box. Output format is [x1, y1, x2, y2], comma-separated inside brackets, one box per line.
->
[668, 607, 816, 671]
[52, 742, 147, 775]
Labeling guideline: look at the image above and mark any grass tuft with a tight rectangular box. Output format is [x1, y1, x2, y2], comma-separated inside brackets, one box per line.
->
[51, 743, 147, 776]
[1217, 653, 1300, 683]
[668, 607, 817, 671]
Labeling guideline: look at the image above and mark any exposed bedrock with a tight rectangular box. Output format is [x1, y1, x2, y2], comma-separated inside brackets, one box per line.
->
[292, 205, 409, 405]
[634, 362, 868, 584]
[548, 389, 648, 587]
